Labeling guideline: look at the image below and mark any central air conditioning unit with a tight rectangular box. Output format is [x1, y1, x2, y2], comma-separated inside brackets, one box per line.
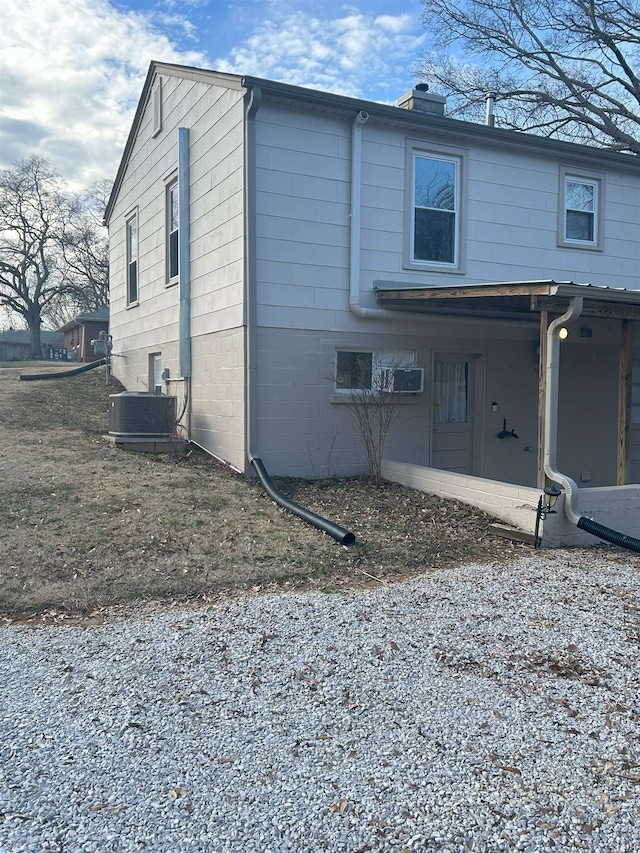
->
[380, 367, 424, 394]
[109, 392, 177, 436]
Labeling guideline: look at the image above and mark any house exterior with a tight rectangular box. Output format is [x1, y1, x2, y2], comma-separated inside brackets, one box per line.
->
[0, 329, 65, 361]
[57, 307, 110, 362]
[105, 62, 640, 540]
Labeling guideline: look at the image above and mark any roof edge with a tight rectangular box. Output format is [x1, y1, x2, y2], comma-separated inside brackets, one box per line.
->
[105, 63, 640, 226]
[104, 62, 245, 226]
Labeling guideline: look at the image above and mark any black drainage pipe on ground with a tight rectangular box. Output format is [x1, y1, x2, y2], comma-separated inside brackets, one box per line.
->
[577, 516, 640, 553]
[250, 456, 356, 545]
[20, 359, 107, 381]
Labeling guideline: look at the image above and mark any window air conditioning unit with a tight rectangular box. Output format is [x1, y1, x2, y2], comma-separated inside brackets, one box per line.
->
[109, 392, 177, 436]
[380, 367, 424, 394]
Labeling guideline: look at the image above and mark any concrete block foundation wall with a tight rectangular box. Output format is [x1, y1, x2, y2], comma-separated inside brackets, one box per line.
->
[381, 458, 540, 535]
[382, 458, 640, 549]
[190, 327, 246, 473]
[543, 486, 640, 548]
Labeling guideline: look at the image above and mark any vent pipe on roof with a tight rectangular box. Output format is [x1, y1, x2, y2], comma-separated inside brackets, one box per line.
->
[485, 92, 496, 127]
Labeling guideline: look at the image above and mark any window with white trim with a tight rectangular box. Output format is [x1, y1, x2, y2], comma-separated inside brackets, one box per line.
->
[167, 179, 179, 283]
[335, 350, 417, 393]
[559, 167, 604, 250]
[150, 353, 162, 394]
[565, 177, 596, 242]
[126, 213, 138, 305]
[412, 152, 459, 266]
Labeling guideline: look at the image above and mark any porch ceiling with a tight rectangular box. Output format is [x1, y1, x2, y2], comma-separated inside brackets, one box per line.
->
[374, 280, 640, 321]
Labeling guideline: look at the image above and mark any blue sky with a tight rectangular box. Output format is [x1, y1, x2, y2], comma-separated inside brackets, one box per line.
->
[0, 0, 428, 190]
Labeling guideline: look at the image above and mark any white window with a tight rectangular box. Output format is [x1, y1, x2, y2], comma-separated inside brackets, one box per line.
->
[126, 213, 138, 305]
[412, 152, 459, 266]
[167, 179, 179, 282]
[433, 361, 468, 423]
[151, 353, 162, 394]
[152, 77, 162, 137]
[559, 167, 604, 250]
[335, 350, 417, 393]
[565, 178, 596, 242]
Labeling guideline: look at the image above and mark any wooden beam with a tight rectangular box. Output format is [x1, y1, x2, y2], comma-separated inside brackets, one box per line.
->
[537, 311, 548, 488]
[489, 523, 536, 546]
[618, 319, 634, 485]
[376, 283, 553, 302]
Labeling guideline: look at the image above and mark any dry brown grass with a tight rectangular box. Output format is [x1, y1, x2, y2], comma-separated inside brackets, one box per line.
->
[0, 362, 527, 619]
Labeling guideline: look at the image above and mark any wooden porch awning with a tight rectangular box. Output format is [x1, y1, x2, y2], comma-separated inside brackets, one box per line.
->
[374, 280, 640, 321]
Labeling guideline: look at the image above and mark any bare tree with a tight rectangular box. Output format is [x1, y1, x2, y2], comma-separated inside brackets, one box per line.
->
[418, 0, 640, 152]
[62, 179, 111, 313]
[337, 352, 407, 487]
[0, 157, 74, 358]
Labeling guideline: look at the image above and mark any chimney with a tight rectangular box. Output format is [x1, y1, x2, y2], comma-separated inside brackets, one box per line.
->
[397, 84, 446, 116]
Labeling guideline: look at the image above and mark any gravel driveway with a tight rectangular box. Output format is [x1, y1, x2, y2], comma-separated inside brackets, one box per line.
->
[1, 550, 639, 852]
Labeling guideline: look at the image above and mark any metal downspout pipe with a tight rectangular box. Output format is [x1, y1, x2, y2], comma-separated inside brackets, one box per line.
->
[178, 127, 192, 435]
[543, 296, 583, 524]
[243, 85, 261, 472]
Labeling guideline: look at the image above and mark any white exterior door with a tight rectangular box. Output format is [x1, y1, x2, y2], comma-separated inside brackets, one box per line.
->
[431, 353, 476, 474]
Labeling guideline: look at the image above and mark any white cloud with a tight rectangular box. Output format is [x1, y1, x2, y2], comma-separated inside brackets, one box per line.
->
[0, 0, 427, 191]
[0, 0, 205, 189]
[212, 6, 426, 102]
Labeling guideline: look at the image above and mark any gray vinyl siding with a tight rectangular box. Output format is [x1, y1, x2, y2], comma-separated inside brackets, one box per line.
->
[253, 103, 639, 343]
[109, 70, 639, 483]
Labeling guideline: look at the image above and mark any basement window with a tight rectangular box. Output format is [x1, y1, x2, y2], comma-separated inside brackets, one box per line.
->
[334, 349, 417, 394]
[150, 353, 162, 394]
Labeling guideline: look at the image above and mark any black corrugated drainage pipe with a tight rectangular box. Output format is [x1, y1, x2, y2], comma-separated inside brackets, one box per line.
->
[20, 359, 107, 381]
[576, 517, 640, 553]
[250, 457, 356, 545]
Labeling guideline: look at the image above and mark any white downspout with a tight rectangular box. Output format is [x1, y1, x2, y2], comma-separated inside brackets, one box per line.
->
[349, 111, 417, 322]
[543, 296, 584, 524]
